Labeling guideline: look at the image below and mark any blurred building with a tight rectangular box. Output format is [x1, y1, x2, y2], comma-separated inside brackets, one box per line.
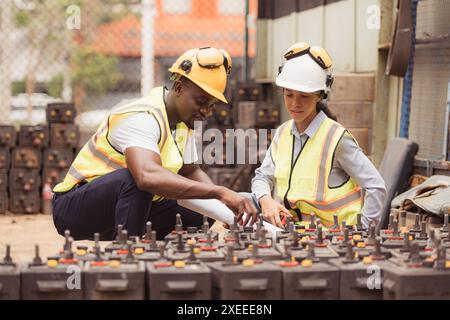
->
[89, 0, 257, 108]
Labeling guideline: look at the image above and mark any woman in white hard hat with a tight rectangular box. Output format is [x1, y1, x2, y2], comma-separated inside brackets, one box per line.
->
[251, 42, 386, 229]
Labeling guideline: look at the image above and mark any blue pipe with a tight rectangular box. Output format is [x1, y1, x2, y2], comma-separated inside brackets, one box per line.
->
[399, 0, 419, 138]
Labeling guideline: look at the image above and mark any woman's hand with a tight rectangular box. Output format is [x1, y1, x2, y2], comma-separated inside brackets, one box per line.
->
[259, 195, 292, 228]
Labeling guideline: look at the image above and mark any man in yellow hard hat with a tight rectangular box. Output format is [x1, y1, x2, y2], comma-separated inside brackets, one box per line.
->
[52, 47, 257, 240]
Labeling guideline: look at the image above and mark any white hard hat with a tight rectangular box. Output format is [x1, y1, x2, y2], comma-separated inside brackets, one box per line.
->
[276, 53, 333, 93]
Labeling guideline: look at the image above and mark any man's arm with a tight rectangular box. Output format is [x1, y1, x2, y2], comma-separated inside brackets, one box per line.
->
[179, 164, 214, 184]
[125, 147, 257, 223]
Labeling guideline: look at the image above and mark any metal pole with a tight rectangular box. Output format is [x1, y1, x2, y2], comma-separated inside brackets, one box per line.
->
[244, 0, 250, 81]
[141, 0, 156, 96]
[399, 0, 419, 138]
[0, 0, 13, 124]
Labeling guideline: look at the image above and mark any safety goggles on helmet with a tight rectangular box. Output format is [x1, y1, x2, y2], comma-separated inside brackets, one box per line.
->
[179, 47, 232, 75]
[283, 42, 332, 70]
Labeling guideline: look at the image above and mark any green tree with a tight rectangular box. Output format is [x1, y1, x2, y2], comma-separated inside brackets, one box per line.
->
[47, 74, 64, 98]
[71, 47, 121, 95]
[12, 0, 134, 117]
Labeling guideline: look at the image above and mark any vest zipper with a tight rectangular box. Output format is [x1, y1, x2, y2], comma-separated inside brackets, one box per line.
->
[283, 134, 309, 221]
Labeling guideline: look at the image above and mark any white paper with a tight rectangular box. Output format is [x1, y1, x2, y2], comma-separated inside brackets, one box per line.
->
[177, 199, 283, 235]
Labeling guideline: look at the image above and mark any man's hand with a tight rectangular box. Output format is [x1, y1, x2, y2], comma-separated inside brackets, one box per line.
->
[217, 187, 258, 226]
[259, 195, 292, 228]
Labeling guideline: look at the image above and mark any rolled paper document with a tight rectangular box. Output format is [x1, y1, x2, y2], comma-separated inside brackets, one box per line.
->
[177, 199, 283, 235]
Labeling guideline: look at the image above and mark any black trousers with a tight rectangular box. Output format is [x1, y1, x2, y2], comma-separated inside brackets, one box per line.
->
[53, 168, 209, 241]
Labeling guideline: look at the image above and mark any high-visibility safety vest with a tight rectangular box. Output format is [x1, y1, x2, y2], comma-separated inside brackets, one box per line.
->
[273, 117, 362, 226]
[54, 87, 191, 202]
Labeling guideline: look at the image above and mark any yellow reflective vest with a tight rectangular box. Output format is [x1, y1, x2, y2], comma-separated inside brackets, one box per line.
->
[54, 87, 191, 202]
[273, 117, 362, 226]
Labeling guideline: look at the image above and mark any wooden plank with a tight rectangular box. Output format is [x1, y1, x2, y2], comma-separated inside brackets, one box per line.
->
[328, 73, 375, 101]
[296, 5, 325, 46]
[328, 101, 373, 128]
[413, 158, 450, 170]
[348, 127, 371, 155]
[255, 19, 270, 80]
[355, 0, 380, 72]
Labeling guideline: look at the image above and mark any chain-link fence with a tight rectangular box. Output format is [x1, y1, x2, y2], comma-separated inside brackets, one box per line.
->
[0, 0, 257, 140]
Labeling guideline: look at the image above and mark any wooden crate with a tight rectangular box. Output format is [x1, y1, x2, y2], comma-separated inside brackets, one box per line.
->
[328, 73, 375, 101]
[348, 128, 371, 155]
[328, 101, 373, 128]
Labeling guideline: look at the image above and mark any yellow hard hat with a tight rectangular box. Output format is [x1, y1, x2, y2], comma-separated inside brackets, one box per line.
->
[169, 47, 232, 103]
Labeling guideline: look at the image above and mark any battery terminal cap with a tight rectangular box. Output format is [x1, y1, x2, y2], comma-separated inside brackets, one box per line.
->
[362, 256, 373, 265]
[301, 259, 313, 267]
[76, 249, 87, 256]
[243, 259, 255, 267]
[47, 259, 58, 268]
[109, 260, 121, 268]
[174, 260, 186, 268]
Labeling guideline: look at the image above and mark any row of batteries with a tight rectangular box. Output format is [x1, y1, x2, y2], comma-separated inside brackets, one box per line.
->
[1, 211, 450, 300]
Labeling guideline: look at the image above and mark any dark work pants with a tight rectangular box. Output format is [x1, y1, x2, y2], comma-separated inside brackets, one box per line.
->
[53, 168, 209, 241]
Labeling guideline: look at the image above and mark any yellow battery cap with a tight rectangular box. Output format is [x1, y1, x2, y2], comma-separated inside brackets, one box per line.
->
[109, 260, 121, 268]
[186, 239, 196, 245]
[247, 244, 254, 252]
[301, 259, 313, 267]
[193, 248, 201, 255]
[134, 248, 144, 255]
[363, 256, 373, 265]
[76, 249, 87, 256]
[174, 260, 186, 268]
[243, 259, 255, 267]
[353, 235, 362, 241]
[356, 242, 366, 248]
[47, 259, 58, 268]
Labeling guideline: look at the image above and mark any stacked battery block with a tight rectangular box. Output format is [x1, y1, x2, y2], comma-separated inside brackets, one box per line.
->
[0, 102, 78, 214]
[1, 211, 450, 299]
[204, 81, 280, 192]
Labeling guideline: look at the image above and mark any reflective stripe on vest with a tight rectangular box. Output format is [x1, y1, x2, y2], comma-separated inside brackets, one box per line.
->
[273, 117, 362, 226]
[54, 87, 191, 202]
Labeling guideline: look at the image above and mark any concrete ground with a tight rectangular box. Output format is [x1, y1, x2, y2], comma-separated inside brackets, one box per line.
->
[0, 213, 224, 263]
